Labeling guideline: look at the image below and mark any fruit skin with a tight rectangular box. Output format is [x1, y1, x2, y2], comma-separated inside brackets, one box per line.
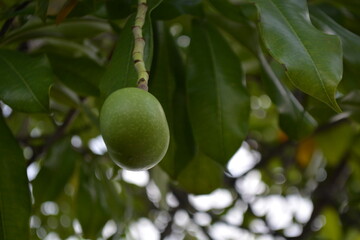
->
[99, 87, 170, 171]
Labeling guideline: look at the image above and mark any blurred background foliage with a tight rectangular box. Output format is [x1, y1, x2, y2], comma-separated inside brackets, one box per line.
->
[0, 0, 360, 239]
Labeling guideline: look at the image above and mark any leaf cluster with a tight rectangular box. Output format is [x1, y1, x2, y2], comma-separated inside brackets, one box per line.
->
[1, 0, 360, 239]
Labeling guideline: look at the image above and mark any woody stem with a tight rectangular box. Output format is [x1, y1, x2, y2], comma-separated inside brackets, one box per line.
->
[132, 0, 149, 91]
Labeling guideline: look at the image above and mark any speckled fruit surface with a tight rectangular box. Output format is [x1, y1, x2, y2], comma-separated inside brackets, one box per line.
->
[100, 87, 170, 170]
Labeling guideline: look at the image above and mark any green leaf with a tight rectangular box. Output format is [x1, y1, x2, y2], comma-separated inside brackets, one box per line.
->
[250, 0, 343, 112]
[100, 0, 163, 99]
[35, 0, 49, 21]
[1, 18, 112, 45]
[35, 37, 102, 62]
[0, 49, 53, 113]
[259, 53, 317, 139]
[0, 115, 31, 240]
[177, 151, 223, 195]
[152, 0, 203, 20]
[99, 14, 139, 98]
[310, 7, 360, 91]
[211, 15, 317, 139]
[186, 21, 250, 166]
[32, 137, 79, 208]
[150, 22, 195, 179]
[48, 55, 104, 96]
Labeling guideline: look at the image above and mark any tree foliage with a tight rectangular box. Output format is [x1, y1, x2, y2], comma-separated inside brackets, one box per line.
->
[0, 0, 360, 239]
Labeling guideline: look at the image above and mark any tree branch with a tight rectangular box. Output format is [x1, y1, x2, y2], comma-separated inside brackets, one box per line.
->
[26, 108, 79, 166]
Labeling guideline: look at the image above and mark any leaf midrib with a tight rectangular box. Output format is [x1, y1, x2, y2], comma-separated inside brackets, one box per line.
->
[0, 55, 46, 111]
[203, 27, 226, 160]
[267, 0, 333, 104]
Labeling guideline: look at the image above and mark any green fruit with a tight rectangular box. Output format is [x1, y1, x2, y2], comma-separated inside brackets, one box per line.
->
[99, 87, 170, 171]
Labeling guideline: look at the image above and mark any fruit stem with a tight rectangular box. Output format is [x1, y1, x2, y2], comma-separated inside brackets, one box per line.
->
[133, 0, 149, 91]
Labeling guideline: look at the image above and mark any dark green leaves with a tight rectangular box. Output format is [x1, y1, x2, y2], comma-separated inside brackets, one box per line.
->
[0, 115, 31, 240]
[100, 0, 163, 99]
[49, 55, 104, 96]
[259, 54, 317, 139]
[99, 14, 141, 98]
[1, 18, 112, 45]
[177, 152, 223, 195]
[187, 21, 250, 166]
[310, 7, 360, 91]
[150, 22, 194, 178]
[0, 50, 53, 113]
[250, 0, 343, 112]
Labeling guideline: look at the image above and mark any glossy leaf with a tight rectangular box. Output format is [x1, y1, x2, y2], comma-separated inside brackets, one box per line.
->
[310, 7, 360, 91]
[32, 138, 79, 207]
[209, 10, 316, 139]
[100, 0, 163, 99]
[250, 0, 343, 112]
[259, 53, 317, 139]
[48, 55, 104, 96]
[150, 22, 194, 179]
[177, 151, 223, 195]
[0, 115, 31, 240]
[187, 21, 250, 166]
[0, 49, 53, 113]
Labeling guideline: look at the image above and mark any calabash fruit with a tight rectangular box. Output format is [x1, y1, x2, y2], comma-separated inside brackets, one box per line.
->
[100, 87, 170, 170]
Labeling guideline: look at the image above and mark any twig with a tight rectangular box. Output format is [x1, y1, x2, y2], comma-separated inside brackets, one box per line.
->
[132, 0, 149, 90]
[26, 108, 79, 166]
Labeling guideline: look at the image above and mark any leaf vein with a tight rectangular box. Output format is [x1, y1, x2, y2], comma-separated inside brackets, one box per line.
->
[268, 0, 333, 104]
[0, 55, 46, 111]
[204, 28, 226, 159]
